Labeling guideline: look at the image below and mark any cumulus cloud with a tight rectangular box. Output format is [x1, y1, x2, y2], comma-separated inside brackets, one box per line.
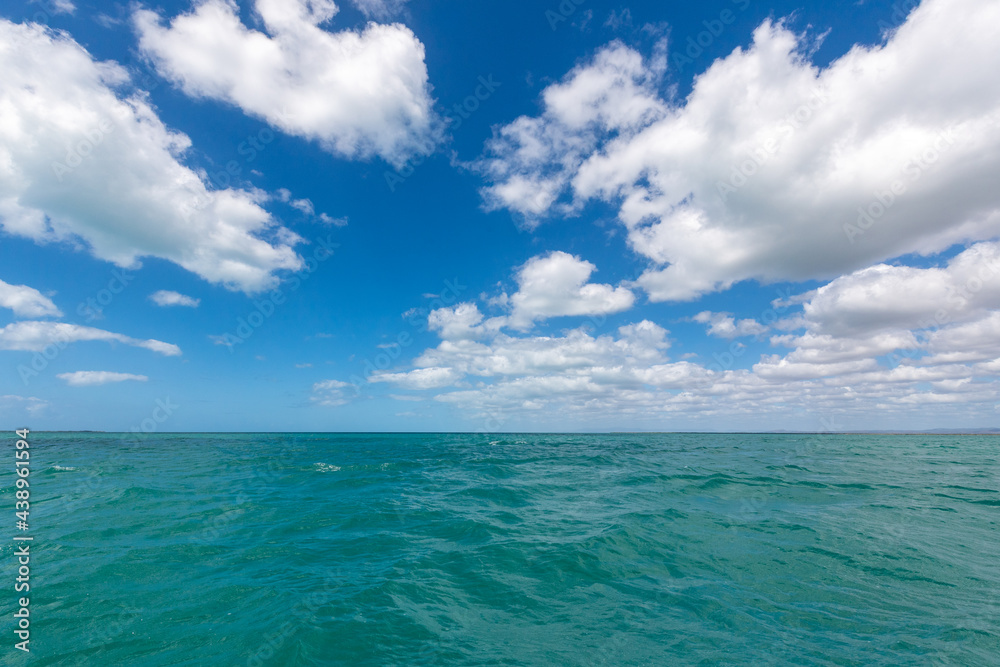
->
[479, 0, 1000, 301]
[422, 320, 669, 376]
[135, 0, 437, 164]
[0, 279, 62, 318]
[427, 302, 494, 341]
[0, 20, 303, 293]
[425, 252, 634, 338]
[350, 256, 1000, 428]
[796, 241, 1000, 337]
[506, 252, 635, 330]
[924, 312, 1000, 364]
[0, 321, 181, 356]
[693, 311, 767, 339]
[312, 379, 353, 406]
[479, 42, 665, 221]
[150, 290, 200, 308]
[370, 366, 462, 390]
[57, 371, 149, 386]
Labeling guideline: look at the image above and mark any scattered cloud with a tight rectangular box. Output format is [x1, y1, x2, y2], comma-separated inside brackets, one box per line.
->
[33, 0, 75, 15]
[692, 311, 768, 339]
[423, 251, 635, 341]
[0, 20, 303, 293]
[604, 8, 632, 31]
[57, 371, 149, 386]
[479, 42, 665, 221]
[795, 241, 1000, 337]
[312, 379, 353, 406]
[352, 244, 1000, 428]
[0, 321, 181, 356]
[135, 0, 438, 165]
[480, 0, 1000, 302]
[0, 394, 48, 415]
[0, 279, 62, 318]
[349, 0, 409, 20]
[428, 302, 495, 341]
[150, 290, 200, 308]
[370, 366, 463, 390]
[505, 252, 635, 330]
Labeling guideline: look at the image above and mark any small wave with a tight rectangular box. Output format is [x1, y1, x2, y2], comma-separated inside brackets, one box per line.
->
[52, 465, 77, 471]
[313, 463, 341, 473]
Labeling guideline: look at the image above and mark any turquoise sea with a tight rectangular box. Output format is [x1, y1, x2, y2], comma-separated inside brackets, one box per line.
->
[2, 432, 998, 665]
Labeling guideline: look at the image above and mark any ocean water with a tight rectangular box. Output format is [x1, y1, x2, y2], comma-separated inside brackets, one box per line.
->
[2, 432, 998, 666]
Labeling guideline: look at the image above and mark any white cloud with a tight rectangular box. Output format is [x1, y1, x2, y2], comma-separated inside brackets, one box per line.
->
[135, 0, 437, 165]
[692, 311, 767, 339]
[150, 290, 200, 308]
[771, 330, 919, 365]
[349, 0, 408, 19]
[350, 255, 1000, 428]
[370, 366, 462, 390]
[312, 379, 353, 406]
[57, 371, 149, 386]
[796, 241, 1000, 337]
[424, 252, 635, 338]
[402, 320, 670, 381]
[0, 394, 48, 416]
[479, 42, 665, 221]
[0, 321, 181, 356]
[33, 0, 75, 15]
[924, 312, 1000, 364]
[0, 20, 303, 293]
[480, 0, 1000, 301]
[0, 279, 61, 318]
[506, 251, 635, 330]
[275, 188, 347, 225]
[428, 302, 492, 341]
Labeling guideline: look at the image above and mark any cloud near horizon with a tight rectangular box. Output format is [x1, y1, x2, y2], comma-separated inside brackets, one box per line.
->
[358, 243, 1000, 429]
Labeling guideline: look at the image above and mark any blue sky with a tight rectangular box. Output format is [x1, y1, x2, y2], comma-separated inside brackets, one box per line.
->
[2, 0, 999, 432]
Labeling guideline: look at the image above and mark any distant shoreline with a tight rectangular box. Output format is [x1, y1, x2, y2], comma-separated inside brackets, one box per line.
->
[13, 430, 1000, 436]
